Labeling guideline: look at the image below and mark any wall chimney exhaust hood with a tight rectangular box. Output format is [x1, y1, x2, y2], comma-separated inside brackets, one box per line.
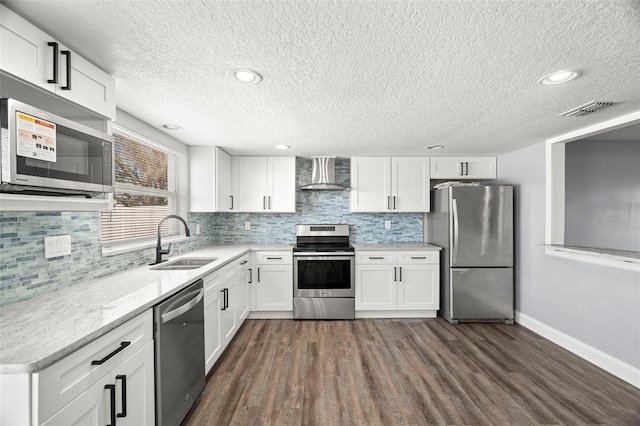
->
[301, 157, 350, 191]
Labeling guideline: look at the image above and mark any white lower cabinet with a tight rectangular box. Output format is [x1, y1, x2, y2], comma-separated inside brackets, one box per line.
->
[42, 341, 155, 426]
[203, 253, 251, 374]
[0, 311, 155, 426]
[356, 251, 440, 317]
[204, 270, 223, 374]
[250, 251, 293, 314]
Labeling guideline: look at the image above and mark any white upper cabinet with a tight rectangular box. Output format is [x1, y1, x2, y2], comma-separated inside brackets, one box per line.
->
[430, 157, 497, 179]
[189, 146, 236, 212]
[0, 5, 115, 119]
[234, 156, 296, 213]
[350, 157, 430, 212]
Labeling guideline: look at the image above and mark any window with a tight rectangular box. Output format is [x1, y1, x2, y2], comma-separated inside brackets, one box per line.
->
[101, 125, 188, 251]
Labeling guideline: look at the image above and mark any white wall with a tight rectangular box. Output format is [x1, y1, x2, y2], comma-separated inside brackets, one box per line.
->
[496, 141, 640, 380]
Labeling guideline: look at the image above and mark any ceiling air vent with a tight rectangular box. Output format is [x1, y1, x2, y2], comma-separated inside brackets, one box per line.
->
[559, 101, 616, 117]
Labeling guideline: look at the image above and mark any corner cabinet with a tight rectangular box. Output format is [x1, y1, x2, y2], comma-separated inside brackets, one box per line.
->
[0, 5, 116, 119]
[233, 156, 296, 212]
[350, 157, 430, 212]
[430, 157, 496, 179]
[355, 251, 439, 318]
[189, 146, 236, 212]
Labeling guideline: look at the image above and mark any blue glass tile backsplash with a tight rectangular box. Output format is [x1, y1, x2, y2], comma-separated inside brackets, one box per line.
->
[0, 158, 423, 306]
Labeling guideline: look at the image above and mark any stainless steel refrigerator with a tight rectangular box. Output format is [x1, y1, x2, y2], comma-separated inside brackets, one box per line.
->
[430, 185, 514, 324]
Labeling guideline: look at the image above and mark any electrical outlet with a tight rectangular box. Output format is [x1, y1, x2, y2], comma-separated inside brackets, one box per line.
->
[384, 220, 391, 230]
[44, 235, 71, 258]
[195, 224, 201, 235]
[244, 221, 251, 231]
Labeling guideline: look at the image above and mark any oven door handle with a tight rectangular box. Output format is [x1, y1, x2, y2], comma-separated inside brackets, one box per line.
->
[293, 252, 355, 257]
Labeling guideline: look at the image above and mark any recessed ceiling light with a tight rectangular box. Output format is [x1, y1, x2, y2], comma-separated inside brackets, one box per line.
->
[426, 145, 444, 150]
[538, 70, 581, 85]
[231, 69, 263, 84]
[275, 144, 290, 150]
[162, 124, 182, 130]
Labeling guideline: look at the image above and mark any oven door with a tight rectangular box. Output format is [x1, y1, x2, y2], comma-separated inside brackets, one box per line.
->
[293, 254, 355, 298]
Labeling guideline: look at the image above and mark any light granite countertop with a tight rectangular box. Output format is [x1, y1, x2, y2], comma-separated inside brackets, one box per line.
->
[352, 242, 442, 251]
[0, 244, 292, 374]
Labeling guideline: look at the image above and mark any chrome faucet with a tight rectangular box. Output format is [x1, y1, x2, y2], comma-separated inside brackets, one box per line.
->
[152, 214, 191, 265]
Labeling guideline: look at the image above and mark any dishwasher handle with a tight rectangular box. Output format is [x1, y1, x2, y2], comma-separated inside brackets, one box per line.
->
[161, 287, 204, 324]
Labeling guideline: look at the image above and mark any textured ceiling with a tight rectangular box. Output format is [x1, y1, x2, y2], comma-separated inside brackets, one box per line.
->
[2, 0, 639, 157]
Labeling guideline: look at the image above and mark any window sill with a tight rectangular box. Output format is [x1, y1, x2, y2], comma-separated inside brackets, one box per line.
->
[102, 235, 189, 257]
[544, 245, 640, 272]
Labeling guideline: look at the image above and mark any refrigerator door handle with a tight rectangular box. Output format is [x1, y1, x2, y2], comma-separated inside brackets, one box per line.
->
[452, 198, 459, 264]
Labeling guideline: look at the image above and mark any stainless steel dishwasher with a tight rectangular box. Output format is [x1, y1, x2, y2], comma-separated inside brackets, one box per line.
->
[154, 280, 205, 426]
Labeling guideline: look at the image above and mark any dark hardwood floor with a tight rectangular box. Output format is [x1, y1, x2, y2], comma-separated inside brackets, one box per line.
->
[184, 318, 640, 425]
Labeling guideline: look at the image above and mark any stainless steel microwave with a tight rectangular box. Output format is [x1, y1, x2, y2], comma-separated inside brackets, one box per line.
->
[0, 98, 114, 197]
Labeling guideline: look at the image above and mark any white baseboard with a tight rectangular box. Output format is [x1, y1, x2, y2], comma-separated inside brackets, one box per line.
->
[515, 311, 640, 389]
[247, 311, 293, 319]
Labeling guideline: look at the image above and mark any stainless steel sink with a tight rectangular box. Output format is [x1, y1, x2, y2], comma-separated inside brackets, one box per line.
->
[151, 257, 218, 270]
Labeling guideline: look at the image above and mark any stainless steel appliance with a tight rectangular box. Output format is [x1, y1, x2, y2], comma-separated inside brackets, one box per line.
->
[154, 280, 205, 426]
[0, 98, 114, 197]
[430, 185, 514, 323]
[293, 224, 355, 319]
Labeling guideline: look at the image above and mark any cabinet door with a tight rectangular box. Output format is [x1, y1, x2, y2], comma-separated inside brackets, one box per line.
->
[255, 264, 293, 311]
[189, 146, 216, 212]
[350, 157, 391, 212]
[220, 282, 238, 344]
[430, 157, 496, 179]
[397, 264, 439, 310]
[236, 259, 250, 323]
[0, 5, 50, 91]
[42, 342, 155, 426]
[355, 264, 397, 310]
[236, 156, 268, 212]
[204, 272, 222, 374]
[54, 43, 116, 119]
[267, 157, 296, 212]
[111, 342, 155, 426]
[392, 157, 430, 212]
[216, 147, 235, 211]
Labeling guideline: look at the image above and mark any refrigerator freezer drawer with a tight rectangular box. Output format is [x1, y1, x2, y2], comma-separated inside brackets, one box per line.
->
[451, 268, 513, 322]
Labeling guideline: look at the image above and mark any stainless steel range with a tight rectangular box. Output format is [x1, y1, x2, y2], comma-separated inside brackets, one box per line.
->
[293, 224, 355, 320]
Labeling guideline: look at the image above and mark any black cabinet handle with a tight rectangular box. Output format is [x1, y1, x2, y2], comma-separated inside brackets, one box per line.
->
[399, 266, 402, 282]
[221, 289, 226, 310]
[240, 260, 248, 265]
[229, 195, 234, 210]
[61, 50, 71, 90]
[460, 162, 464, 176]
[411, 256, 427, 260]
[257, 267, 260, 282]
[225, 288, 229, 309]
[368, 256, 384, 260]
[266, 257, 282, 260]
[91, 341, 130, 365]
[393, 196, 397, 210]
[394, 266, 397, 282]
[116, 375, 127, 418]
[105, 384, 116, 426]
[263, 196, 266, 210]
[47, 42, 58, 83]
[248, 268, 252, 283]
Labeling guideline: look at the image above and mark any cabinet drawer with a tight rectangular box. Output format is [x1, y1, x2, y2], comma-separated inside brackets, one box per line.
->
[255, 251, 292, 265]
[35, 310, 153, 423]
[356, 252, 398, 264]
[399, 252, 439, 264]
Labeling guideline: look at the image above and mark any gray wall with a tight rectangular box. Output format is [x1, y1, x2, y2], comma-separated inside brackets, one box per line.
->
[496, 141, 640, 369]
[565, 139, 640, 252]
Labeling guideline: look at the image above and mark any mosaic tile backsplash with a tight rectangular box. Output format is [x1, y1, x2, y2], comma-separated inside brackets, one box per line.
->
[0, 158, 423, 307]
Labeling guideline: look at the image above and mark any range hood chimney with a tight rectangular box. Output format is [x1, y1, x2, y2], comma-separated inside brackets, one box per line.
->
[301, 157, 350, 191]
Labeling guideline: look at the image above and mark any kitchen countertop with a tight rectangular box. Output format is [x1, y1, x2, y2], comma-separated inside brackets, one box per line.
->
[352, 242, 442, 251]
[0, 244, 292, 374]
